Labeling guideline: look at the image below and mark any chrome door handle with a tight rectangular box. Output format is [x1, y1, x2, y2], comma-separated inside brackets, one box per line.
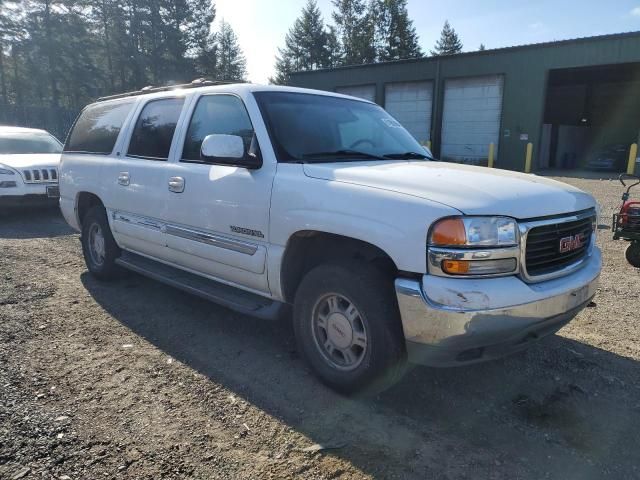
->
[168, 176, 185, 193]
[117, 172, 130, 186]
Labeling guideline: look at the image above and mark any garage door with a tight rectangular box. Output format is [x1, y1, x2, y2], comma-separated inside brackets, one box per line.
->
[384, 81, 433, 144]
[441, 75, 504, 165]
[335, 85, 376, 103]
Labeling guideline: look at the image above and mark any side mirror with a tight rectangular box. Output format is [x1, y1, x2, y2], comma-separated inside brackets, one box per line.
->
[200, 134, 262, 169]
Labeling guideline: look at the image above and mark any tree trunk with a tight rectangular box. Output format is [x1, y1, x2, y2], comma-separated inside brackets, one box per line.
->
[0, 44, 7, 107]
[101, 0, 115, 91]
[43, 0, 60, 108]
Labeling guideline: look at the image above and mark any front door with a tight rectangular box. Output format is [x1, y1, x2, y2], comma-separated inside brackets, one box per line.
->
[161, 93, 275, 294]
[107, 96, 186, 259]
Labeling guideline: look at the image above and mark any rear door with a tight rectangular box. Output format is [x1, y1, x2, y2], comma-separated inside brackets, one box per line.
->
[107, 96, 187, 259]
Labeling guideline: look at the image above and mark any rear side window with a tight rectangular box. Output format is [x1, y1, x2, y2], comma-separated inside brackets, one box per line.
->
[127, 98, 185, 160]
[182, 95, 254, 162]
[64, 100, 134, 154]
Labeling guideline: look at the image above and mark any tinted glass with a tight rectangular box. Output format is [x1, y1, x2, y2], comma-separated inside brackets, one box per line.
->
[0, 133, 62, 154]
[254, 92, 426, 162]
[127, 98, 185, 160]
[65, 100, 134, 154]
[182, 95, 254, 162]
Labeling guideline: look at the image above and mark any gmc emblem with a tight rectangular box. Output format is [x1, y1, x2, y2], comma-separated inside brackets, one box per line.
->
[559, 233, 585, 253]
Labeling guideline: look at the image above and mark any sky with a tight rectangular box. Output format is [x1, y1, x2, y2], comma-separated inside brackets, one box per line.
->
[213, 0, 640, 84]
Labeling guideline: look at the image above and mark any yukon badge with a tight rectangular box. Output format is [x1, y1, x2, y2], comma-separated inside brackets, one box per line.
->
[559, 233, 585, 254]
[230, 225, 265, 238]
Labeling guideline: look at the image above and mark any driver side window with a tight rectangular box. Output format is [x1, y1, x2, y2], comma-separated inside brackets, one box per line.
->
[182, 95, 255, 163]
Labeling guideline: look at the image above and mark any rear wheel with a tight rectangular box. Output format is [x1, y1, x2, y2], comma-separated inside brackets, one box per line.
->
[293, 261, 407, 394]
[626, 242, 640, 267]
[81, 205, 122, 280]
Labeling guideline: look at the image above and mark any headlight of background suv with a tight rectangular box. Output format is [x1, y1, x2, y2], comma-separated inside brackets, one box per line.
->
[0, 164, 16, 176]
[428, 216, 520, 277]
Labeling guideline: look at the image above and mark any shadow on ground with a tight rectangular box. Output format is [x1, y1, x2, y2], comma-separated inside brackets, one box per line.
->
[0, 206, 74, 239]
[81, 271, 640, 479]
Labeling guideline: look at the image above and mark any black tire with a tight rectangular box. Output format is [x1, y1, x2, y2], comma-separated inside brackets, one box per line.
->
[626, 242, 640, 268]
[293, 261, 407, 395]
[81, 205, 122, 280]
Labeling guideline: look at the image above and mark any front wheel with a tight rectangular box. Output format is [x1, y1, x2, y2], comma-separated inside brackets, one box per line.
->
[81, 205, 122, 280]
[293, 261, 407, 395]
[626, 242, 640, 267]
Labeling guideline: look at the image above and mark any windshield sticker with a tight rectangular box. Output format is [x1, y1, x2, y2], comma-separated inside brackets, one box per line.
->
[381, 118, 403, 129]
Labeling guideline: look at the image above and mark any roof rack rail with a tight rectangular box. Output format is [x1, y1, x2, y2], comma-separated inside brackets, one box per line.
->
[96, 78, 239, 102]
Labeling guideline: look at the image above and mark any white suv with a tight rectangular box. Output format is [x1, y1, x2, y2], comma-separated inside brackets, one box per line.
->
[0, 126, 62, 207]
[59, 82, 601, 393]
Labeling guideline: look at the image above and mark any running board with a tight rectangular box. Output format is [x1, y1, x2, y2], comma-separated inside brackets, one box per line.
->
[115, 252, 286, 320]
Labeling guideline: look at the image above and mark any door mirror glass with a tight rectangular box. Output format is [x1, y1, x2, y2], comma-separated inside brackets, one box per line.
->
[201, 134, 245, 160]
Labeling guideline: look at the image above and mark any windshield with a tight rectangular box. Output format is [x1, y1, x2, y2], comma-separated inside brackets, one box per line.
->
[0, 132, 63, 154]
[253, 91, 430, 162]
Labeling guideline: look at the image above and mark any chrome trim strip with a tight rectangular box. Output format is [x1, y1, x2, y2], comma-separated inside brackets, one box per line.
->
[112, 212, 259, 256]
[165, 224, 258, 256]
[519, 208, 596, 283]
[427, 246, 520, 279]
[112, 212, 162, 231]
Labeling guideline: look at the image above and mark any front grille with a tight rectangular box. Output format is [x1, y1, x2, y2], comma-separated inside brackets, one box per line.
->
[525, 215, 594, 277]
[21, 168, 58, 184]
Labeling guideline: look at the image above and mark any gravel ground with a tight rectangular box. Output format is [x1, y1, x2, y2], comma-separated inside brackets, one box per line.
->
[1, 174, 639, 480]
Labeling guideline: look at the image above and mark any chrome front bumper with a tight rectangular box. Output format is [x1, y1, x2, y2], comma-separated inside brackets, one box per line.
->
[395, 247, 601, 367]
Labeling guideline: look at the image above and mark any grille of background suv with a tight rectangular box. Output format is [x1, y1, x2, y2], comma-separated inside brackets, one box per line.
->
[22, 168, 58, 183]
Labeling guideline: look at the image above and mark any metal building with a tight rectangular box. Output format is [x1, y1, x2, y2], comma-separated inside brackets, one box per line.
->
[289, 32, 640, 173]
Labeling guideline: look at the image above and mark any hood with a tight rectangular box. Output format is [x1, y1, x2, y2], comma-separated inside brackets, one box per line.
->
[0, 153, 61, 169]
[303, 161, 595, 219]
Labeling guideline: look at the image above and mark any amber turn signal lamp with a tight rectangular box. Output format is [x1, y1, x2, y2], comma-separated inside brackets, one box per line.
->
[430, 218, 466, 246]
[442, 260, 470, 274]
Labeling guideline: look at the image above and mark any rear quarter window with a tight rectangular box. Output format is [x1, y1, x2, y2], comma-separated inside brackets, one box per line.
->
[64, 100, 135, 154]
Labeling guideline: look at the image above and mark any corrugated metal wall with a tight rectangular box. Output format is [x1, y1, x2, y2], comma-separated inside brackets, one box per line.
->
[290, 32, 640, 171]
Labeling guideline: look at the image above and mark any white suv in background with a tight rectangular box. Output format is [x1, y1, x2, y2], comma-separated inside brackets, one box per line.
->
[0, 126, 62, 207]
[59, 82, 601, 393]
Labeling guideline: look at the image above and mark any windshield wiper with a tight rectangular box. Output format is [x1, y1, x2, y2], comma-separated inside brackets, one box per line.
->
[383, 151, 432, 160]
[301, 149, 384, 161]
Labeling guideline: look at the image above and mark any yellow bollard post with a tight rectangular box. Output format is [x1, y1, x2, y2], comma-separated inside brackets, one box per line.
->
[524, 142, 533, 173]
[627, 143, 638, 175]
[487, 143, 495, 168]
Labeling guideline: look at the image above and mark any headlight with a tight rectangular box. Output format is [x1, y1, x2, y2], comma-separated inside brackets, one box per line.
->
[0, 164, 16, 175]
[429, 216, 518, 247]
[428, 216, 520, 278]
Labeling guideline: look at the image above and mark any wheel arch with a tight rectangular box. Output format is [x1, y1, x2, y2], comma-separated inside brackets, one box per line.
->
[280, 230, 400, 304]
[76, 191, 105, 227]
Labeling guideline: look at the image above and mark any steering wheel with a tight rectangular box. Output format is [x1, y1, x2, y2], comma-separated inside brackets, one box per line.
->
[349, 139, 375, 150]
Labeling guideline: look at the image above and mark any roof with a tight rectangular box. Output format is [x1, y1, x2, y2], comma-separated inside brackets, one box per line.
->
[290, 30, 640, 76]
[0, 126, 50, 135]
[93, 82, 370, 104]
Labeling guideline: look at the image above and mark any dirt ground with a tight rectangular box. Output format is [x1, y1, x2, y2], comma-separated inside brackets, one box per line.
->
[1, 174, 639, 480]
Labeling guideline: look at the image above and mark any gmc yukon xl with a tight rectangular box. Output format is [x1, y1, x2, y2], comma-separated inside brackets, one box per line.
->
[59, 82, 601, 393]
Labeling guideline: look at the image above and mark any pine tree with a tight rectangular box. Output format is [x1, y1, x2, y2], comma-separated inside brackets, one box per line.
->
[430, 20, 463, 56]
[332, 0, 376, 65]
[270, 49, 295, 85]
[185, 0, 217, 78]
[216, 20, 246, 82]
[270, 0, 337, 84]
[374, 0, 422, 61]
[479, 43, 486, 51]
